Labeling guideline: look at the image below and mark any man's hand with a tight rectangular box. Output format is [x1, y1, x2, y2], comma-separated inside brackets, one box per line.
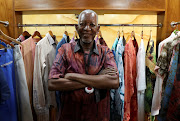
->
[98, 67, 118, 76]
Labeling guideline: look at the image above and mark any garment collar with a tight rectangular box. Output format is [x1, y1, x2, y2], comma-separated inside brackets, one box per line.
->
[74, 39, 99, 55]
[46, 33, 56, 45]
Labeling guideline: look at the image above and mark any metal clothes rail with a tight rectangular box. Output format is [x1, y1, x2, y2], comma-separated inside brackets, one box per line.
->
[0, 21, 9, 27]
[170, 21, 180, 27]
[18, 23, 163, 27]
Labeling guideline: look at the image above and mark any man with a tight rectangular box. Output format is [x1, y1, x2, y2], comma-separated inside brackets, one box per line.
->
[48, 9, 119, 121]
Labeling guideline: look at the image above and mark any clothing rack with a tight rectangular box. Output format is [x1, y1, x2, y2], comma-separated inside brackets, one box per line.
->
[0, 21, 9, 27]
[18, 23, 162, 27]
[170, 21, 180, 27]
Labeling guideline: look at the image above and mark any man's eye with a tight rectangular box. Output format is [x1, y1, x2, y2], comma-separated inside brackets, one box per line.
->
[90, 24, 95, 27]
[80, 23, 85, 26]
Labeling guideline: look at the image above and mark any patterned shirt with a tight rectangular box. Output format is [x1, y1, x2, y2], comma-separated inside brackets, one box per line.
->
[123, 38, 138, 121]
[155, 36, 180, 100]
[114, 37, 125, 121]
[144, 39, 156, 121]
[49, 40, 117, 121]
[166, 44, 180, 121]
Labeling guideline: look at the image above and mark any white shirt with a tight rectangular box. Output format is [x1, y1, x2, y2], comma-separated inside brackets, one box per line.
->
[33, 33, 57, 121]
[136, 39, 146, 121]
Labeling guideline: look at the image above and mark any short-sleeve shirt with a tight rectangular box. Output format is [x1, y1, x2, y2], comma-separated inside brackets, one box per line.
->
[49, 40, 117, 121]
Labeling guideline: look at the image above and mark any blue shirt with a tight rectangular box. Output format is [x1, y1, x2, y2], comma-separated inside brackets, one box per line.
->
[0, 48, 18, 121]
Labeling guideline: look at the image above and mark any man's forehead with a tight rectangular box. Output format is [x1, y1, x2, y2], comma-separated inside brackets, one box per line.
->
[79, 12, 97, 20]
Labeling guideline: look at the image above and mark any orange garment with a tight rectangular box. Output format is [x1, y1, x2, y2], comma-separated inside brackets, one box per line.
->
[123, 38, 138, 121]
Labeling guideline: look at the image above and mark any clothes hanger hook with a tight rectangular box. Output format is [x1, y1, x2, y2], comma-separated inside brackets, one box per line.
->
[35, 27, 37, 31]
[49, 25, 51, 30]
[24, 26, 26, 31]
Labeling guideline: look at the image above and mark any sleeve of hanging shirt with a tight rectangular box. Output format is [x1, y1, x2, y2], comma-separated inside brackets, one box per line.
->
[33, 42, 49, 121]
[136, 39, 146, 91]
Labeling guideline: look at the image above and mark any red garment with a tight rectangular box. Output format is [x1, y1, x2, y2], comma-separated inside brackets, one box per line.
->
[49, 40, 117, 121]
[123, 38, 138, 121]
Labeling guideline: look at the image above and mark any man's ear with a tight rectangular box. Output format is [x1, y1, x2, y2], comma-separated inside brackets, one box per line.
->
[75, 24, 78, 32]
[97, 25, 100, 34]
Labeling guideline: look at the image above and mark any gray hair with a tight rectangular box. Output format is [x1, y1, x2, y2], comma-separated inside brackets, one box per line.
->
[78, 9, 98, 25]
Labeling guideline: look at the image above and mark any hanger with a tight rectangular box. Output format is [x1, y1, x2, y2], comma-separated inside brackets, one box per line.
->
[173, 24, 179, 35]
[0, 37, 14, 47]
[0, 29, 22, 45]
[32, 27, 42, 39]
[22, 27, 31, 37]
[73, 31, 78, 39]
[64, 25, 69, 36]
[98, 30, 102, 38]
[48, 26, 54, 37]
[141, 26, 143, 39]
[149, 29, 153, 40]
[117, 31, 120, 39]
[121, 28, 124, 37]
[64, 31, 69, 36]
[131, 30, 136, 40]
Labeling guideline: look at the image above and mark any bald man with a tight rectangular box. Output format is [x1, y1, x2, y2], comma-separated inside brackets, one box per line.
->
[48, 9, 119, 121]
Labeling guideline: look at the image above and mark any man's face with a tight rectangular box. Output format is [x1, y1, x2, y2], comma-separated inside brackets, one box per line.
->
[76, 12, 99, 44]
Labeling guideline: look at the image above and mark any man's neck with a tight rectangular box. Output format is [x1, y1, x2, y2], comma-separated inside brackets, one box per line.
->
[80, 39, 94, 52]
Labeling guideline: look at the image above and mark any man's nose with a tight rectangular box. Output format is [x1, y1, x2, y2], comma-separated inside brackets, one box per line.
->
[84, 25, 91, 31]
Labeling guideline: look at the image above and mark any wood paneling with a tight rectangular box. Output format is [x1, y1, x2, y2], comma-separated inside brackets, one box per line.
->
[0, 0, 15, 38]
[15, 12, 23, 38]
[15, 0, 165, 12]
[157, 0, 180, 43]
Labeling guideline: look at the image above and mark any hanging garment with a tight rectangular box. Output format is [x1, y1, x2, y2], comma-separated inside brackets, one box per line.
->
[0, 48, 18, 121]
[110, 37, 119, 121]
[13, 45, 33, 121]
[56, 34, 68, 55]
[123, 38, 138, 121]
[70, 36, 75, 43]
[21, 36, 41, 107]
[99, 37, 107, 46]
[0, 68, 10, 103]
[166, 44, 180, 121]
[136, 39, 146, 121]
[111, 37, 125, 121]
[155, 36, 180, 98]
[158, 44, 179, 121]
[33, 33, 57, 121]
[16, 34, 31, 42]
[151, 32, 177, 116]
[144, 39, 156, 121]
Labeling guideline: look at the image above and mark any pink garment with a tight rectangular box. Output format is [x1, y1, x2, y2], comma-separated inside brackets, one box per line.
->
[70, 37, 75, 43]
[20, 36, 41, 106]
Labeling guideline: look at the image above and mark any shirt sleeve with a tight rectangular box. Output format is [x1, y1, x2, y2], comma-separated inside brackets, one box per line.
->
[103, 47, 118, 71]
[49, 46, 66, 79]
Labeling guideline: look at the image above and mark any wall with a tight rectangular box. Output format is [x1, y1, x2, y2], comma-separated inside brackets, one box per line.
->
[22, 14, 157, 50]
[0, 0, 15, 37]
[15, 0, 165, 11]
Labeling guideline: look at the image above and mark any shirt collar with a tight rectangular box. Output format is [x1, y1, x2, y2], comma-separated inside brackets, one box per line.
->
[46, 33, 56, 45]
[74, 39, 99, 55]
